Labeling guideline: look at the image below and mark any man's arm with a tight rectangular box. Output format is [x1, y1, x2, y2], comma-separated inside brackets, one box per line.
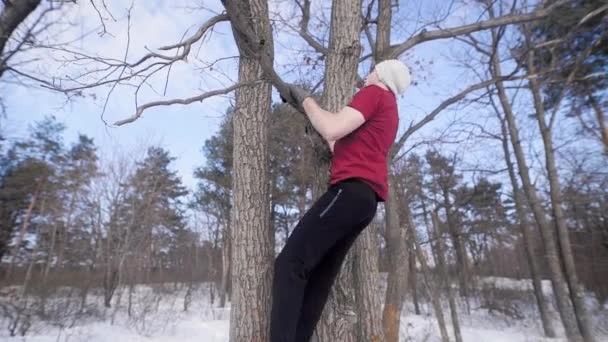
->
[302, 98, 365, 142]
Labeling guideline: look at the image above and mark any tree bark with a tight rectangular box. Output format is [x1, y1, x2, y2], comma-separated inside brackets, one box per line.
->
[497, 109, 556, 337]
[431, 211, 463, 342]
[219, 220, 231, 308]
[442, 187, 469, 300]
[382, 169, 409, 342]
[409, 240, 420, 315]
[525, 33, 596, 342]
[226, 1, 274, 340]
[374, 0, 391, 61]
[491, 37, 582, 341]
[4, 184, 40, 280]
[374, 1, 413, 340]
[313, 1, 384, 341]
[587, 92, 608, 155]
[409, 205, 450, 342]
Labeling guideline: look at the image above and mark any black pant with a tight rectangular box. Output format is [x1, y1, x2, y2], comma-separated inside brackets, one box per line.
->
[270, 178, 378, 342]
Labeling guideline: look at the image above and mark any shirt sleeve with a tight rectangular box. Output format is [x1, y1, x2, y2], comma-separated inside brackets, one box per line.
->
[347, 86, 381, 121]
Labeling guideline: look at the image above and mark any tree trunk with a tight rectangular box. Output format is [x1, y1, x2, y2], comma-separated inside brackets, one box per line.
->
[374, 0, 392, 61]
[525, 37, 596, 342]
[353, 222, 385, 342]
[491, 39, 582, 341]
[219, 220, 231, 308]
[442, 188, 469, 300]
[314, 1, 379, 341]
[4, 184, 40, 280]
[587, 91, 608, 155]
[497, 110, 556, 337]
[409, 205, 450, 342]
[409, 243, 420, 315]
[431, 211, 463, 342]
[227, 0, 274, 340]
[382, 170, 408, 342]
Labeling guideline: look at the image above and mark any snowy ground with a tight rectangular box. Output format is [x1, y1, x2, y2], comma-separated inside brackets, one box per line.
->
[1, 278, 606, 342]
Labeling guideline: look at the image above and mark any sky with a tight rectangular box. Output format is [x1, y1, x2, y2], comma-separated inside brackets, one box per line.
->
[0, 0, 565, 191]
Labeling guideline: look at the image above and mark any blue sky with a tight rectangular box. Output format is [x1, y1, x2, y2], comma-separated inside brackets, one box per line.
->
[1, 0, 544, 191]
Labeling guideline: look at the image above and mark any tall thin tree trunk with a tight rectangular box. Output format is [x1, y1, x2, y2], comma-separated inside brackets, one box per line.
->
[42, 217, 58, 283]
[382, 170, 408, 342]
[219, 221, 231, 308]
[375, 0, 412, 338]
[409, 243, 420, 315]
[431, 211, 463, 342]
[442, 188, 469, 300]
[56, 192, 77, 270]
[491, 35, 582, 340]
[587, 91, 608, 154]
[497, 111, 556, 337]
[525, 33, 596, 342]
[5, 184, 40, 280]
[409, 205, 450, 342]
[226, 1, 274, 340]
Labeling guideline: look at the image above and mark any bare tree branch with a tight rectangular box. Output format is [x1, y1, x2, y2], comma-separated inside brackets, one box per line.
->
[294, 0, 328, 55]
[387, 0, 570, 58]
[114, 80, 261, 126]
[124, 13, 228, 68]
[389, 69, 549, 160]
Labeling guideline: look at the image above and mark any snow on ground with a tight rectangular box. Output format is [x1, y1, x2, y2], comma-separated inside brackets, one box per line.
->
[0, 279, 606, 342]
[476, 276, 554, 295]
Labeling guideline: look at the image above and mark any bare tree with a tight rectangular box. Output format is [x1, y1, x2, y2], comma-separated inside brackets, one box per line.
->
[488, 19, 584, 342]
[522, 22, 596, 342]
[494, 102, 556, 337]
[431, 210, 463, 342]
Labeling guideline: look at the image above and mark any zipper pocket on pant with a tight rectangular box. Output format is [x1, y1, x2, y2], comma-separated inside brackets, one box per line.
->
[320, 189, 343, 218]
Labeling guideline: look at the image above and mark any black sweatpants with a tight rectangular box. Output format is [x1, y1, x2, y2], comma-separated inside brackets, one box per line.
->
[270, 178, 378, 342]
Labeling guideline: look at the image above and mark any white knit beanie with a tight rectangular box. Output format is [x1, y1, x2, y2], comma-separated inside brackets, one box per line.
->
[375, 59, 411, 96]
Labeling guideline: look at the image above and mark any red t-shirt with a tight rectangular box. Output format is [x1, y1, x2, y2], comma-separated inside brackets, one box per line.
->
[328, 85, 399, 201]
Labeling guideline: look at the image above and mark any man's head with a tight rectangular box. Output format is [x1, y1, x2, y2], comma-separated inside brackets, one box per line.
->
[365, 59, 411, 96]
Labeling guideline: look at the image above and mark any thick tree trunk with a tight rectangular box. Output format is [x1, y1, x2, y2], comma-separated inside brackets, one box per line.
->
[314, 1, 384, 341]
[431, 211, 463, 342]
[526, 41, 596, 342]
[227, 1, 274, 340]
[498, 112, 556, 337]
[382, 170, 408, 342]
[374, 0, 392, 61]
[491, 43, 582, 341]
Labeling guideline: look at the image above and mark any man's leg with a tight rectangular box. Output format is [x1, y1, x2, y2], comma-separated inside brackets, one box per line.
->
[294, 225, 363, 342]
[270, 184, 375, 342]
